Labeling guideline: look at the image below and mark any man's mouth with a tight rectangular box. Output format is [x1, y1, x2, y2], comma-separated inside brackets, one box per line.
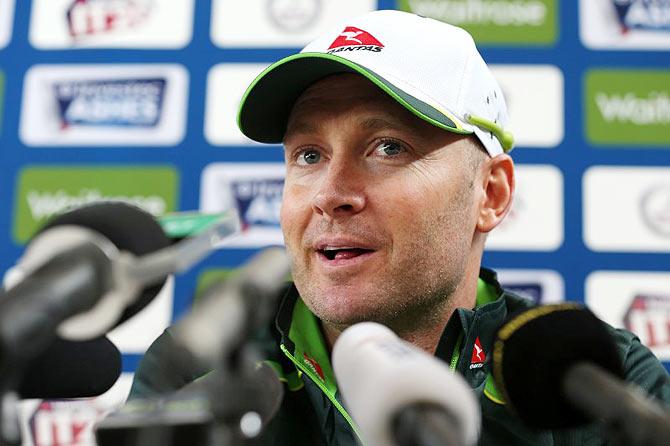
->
[318, 247, 375, 261]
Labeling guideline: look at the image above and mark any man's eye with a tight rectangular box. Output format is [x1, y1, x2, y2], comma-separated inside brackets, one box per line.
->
[296, 149, 321, 166]
[375, 140, 406, 157]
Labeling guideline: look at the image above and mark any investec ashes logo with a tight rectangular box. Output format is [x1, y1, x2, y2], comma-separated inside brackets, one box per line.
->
[54, 77, 166, 128]
[326, 26, 384, 54]
[231, 178, 283, 228]
[612, 0, 670, 32]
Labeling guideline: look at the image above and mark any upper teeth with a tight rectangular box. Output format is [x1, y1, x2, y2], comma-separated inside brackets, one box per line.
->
[323, 246, 354, 251]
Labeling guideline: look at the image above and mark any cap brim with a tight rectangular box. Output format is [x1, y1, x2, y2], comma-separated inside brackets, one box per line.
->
[237, 52, 472, 144]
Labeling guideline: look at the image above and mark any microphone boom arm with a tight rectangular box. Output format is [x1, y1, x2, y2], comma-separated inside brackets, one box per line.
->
[563, 362, 670, 446]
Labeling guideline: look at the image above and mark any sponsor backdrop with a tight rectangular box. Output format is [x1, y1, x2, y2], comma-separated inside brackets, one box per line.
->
[0, 0, 668, 443]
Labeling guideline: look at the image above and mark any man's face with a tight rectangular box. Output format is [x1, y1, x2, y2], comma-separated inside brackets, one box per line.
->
[281, 74, 483, 330]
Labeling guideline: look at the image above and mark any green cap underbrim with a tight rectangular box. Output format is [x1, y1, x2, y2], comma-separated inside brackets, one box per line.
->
[237, 52, 472, 144]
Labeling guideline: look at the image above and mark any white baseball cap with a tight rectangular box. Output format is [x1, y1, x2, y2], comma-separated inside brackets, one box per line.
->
[237, 9, 514, 156]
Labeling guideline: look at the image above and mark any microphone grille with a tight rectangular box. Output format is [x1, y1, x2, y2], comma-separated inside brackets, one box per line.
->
[493, 303, 623, 429]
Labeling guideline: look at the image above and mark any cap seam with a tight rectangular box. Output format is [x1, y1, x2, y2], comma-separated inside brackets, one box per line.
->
[455, 47, 472, 118]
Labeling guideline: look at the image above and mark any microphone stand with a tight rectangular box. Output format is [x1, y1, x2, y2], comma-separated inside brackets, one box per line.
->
[185, 347, 273, 446]
[95, 344, 281, 446]
[392, 402, 464, 446]
[563, 363, 670, 446]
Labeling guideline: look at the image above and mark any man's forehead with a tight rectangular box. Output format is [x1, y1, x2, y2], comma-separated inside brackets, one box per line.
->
[284, 114, 420, 140]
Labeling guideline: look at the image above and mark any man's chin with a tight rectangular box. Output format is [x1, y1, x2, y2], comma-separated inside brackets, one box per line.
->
[306, 297, 389, 328]
[295, 279, 394, 321]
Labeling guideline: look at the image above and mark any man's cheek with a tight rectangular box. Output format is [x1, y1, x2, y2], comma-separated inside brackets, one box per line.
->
[279, 204, 305, 264]
[279, 196, 295, 232]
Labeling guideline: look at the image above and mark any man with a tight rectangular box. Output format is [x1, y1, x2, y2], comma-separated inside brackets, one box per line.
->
[130, 10, 670, 445]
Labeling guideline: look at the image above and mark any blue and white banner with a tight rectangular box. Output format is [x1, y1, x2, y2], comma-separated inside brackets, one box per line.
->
[20, 64, 188, 146]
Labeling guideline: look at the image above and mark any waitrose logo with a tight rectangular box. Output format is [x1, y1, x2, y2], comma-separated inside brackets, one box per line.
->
[26, 189, 168, 221]
[398, 0, 556, 44]
[586, 70, 670, 146]
[595, 91, 670, 126]
[14, 166, 178, 243]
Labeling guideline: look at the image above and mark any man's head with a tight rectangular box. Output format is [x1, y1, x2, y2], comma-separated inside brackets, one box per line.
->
[237, 10, 514, 337]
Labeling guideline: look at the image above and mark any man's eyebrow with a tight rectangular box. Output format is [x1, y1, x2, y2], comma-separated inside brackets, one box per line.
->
[283, 120, 318, 143]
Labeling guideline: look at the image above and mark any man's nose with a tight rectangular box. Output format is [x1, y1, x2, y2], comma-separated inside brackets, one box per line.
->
[311, 160, 366, 219]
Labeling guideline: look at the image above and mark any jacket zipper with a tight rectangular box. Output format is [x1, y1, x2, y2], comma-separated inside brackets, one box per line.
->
[280, 344, 366, 445]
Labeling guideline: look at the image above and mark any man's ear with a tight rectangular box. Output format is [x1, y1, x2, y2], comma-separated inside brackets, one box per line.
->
[477, 154, 514, 233]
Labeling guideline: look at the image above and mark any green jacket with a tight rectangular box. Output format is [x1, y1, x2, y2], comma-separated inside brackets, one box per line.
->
[129, 268, 670, 445]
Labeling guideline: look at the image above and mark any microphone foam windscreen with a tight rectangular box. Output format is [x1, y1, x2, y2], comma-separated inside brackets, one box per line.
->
[493, 303, 623, 429]
[40, 201, 171, 326]
[333, 322, 480, 446]
[19, 336, 121, 399]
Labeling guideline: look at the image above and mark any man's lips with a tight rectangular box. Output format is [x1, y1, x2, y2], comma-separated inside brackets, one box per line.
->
[313, 239, 378, 263]
[318, 247, 375, 261]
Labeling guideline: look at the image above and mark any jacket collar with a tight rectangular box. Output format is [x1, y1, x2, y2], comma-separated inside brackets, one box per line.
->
[274, 267, 508, 393]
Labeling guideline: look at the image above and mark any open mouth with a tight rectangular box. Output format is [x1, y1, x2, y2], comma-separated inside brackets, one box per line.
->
[318, 247, 374, 261]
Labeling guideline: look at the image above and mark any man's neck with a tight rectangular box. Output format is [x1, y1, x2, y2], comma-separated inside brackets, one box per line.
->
[321, 265, 480, 355]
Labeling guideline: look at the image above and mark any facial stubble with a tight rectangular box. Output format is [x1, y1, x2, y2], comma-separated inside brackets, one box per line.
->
[288, 164, 478, 337]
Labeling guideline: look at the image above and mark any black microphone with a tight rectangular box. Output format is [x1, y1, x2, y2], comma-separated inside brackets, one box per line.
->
[96, 248, 290, 446]
[38, 201, 173, 326]
[4, 201, 238, 343]
[0, 202, 173, 366]
[493, 303, 670, 445]
[6, 202, 174, 340]
[170, 247, 291, 370]
[0, 240, 114, 367]
[0, 202, 173, 401]
[178, 360, 285, 431]
[18, 336, 121, 399]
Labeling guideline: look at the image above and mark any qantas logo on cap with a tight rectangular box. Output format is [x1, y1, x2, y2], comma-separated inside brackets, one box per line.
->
[327, 26, 384, 54]
[469, 337, 486, 370]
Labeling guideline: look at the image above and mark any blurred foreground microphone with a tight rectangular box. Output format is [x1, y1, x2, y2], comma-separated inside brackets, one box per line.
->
[333, 322, 480, 446]
[6, 202, 238, 342]
[2, 202, 238, 392]
[170, 247, 290, 369]
[0, 202, 238, 445]
[18, 337, 121, 399]
[96, 248, 290, 446]
[493, 303, 670, 445]
[1, 202, 172, 367]
[1, 202, 238, 359]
